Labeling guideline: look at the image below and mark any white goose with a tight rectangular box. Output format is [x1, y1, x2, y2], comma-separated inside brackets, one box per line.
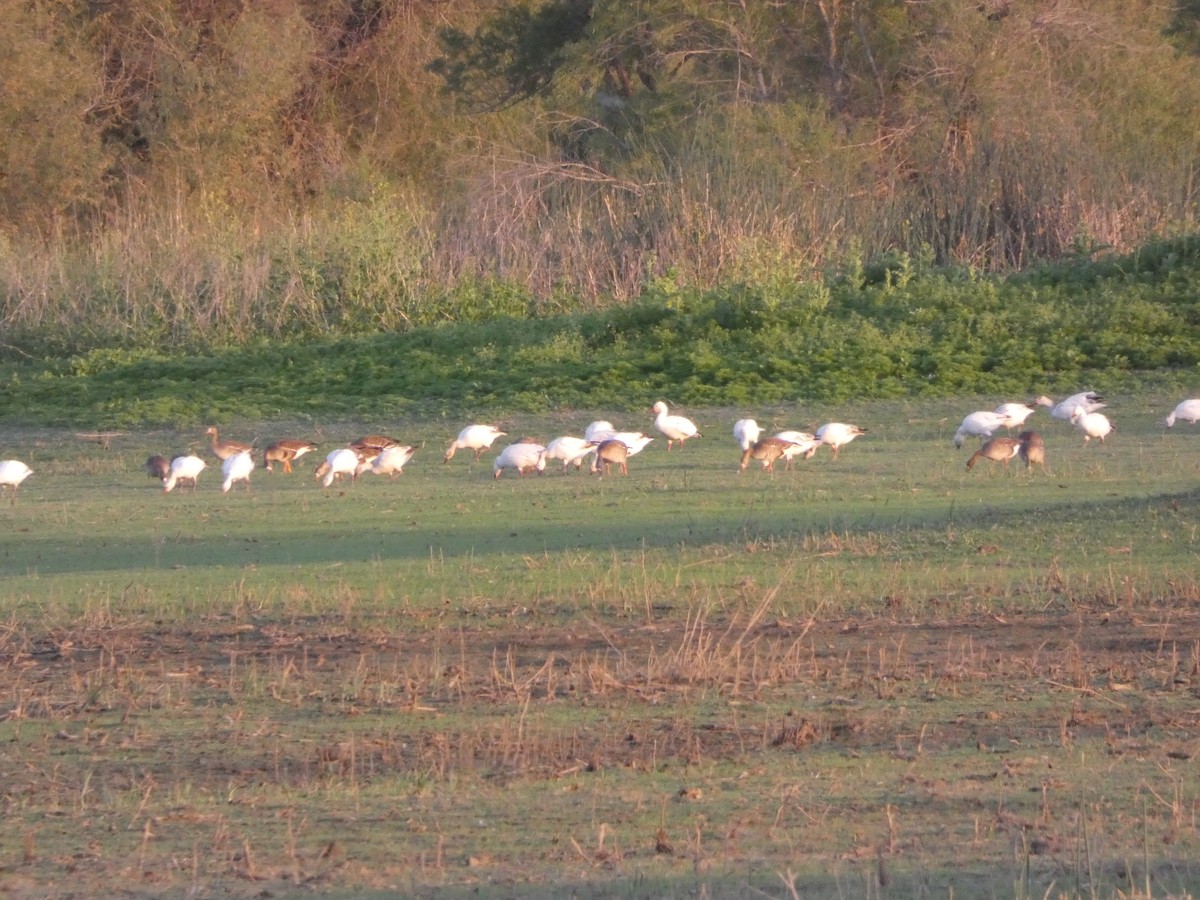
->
[543, 436, 597, 472]
[815, 423, 867, 460]
[994, 402, 1038, 429]
[444, 424, 506, 463]
[162, 455, 206, 493]
[583, 420, 617, 442]
[315, 447, 361, 488]
[733, 419, 762, 452]
[620, 433, 655, 456]
[651, 401, 701, 450]
[221, 450, 255, 493]
[1070, 406, 1113, 444]
[772, 430, 820, 467]
[1037, 392, 1106, 421]
[492, 442, 546, 478]
[1166, 399, 1200, 427]
[586, 424, 651, 449]
[0, 459, 33, 502]
[954, 411, 1009, 448]
[359, 444, 417, 478]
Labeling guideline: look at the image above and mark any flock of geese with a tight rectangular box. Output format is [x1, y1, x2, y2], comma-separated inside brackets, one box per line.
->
[0, 395, 1197, 502]
[952, 392, 1200, 473]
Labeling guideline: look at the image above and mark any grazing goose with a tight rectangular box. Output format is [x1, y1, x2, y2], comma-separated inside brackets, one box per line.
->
[1018, 431, 1045, 471]
[954, 411, 1008, 449]
[162, 455, 206, 493]
[994, 402, 1038, 429]
[1037, 392, 1105, 421]
[620, 433, 654, 456]
[592, 439, 629, 476]
[733, 419, 762, 452]
[357, 444, 417, 478]
[315, 447, 361, 488]
[350, 434, 402, 458]
[1070, 406, 1113, 444]
[815, 423, 867, 460]
[772, 431, 820, 468]
[204, 426, 253, 460]
[584, 420, 617, 442]
[444, 424, 506, 463]
[965, 436, 1021, 471]
[651, 401, 701, 450]
[739, 437, 794, 473]
[1165, 399, 1200, 427]
[586, 424, 653, 452]
[145, 455, 171, 480]
[543, 436, 597, 472]
[0, 460, 33, 502]
[221, 450, 255, 493]
[263, 439, 317, 473]
[492, 442, 546, 478]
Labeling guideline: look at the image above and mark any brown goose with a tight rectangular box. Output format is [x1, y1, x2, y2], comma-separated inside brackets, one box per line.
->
[349, 434, 402, 462]
[263, 439, 317, 473]
[145, 455, 171, 479]
[965, 436, 1020, 471]
[738, 437, 794, 473]
[592, 439, 629, 476]
[205, 426, 253, 460]
[1017, 431, 1045, 471]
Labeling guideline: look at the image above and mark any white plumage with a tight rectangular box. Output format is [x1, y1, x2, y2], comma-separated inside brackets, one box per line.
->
[585, 424, 651, 450]
[583, 421, 616, 442]
[1166, 399, 1200, 427]
[1037, 392, 1106, 421]
[492, 442, 547, 478]
[221, 450, 255, 493]
[358, 445, 417, 478]
[1070, 406, 1114, 444]
[0, 459, 33, 502]
[619, 433, 654, 456]
[651, 401, 701, 450]
[815, 423, 867, 460]
[583, 431, 653, 470]
[772, 430, 820, 466]
[543, 436, 597, 471]
[733, 419, 762, 452]
[162, 455, 206, 493]
[315, 448, 361, 488]
[444, 424, 506, 463]
[954, 411, 1009, 449]
[994, 402, 1038, 429]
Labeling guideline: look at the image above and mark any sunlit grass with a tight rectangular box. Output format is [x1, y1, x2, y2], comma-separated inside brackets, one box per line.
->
[1, 398, 1199, 897]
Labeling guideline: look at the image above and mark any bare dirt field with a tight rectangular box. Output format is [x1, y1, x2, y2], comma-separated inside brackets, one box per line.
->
[5, 602, 1199, 898]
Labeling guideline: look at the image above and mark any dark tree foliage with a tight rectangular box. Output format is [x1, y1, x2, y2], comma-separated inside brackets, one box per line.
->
[428, 0, 593, 110]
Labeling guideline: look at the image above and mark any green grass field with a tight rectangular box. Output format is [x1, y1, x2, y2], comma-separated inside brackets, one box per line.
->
[2, 396, 1199, 898]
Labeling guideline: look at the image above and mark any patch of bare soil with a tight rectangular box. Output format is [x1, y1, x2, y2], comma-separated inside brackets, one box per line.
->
[3, 606, 1200, 896]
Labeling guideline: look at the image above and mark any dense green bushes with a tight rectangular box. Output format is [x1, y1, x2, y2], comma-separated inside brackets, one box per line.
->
[3, 239, 1199, 428]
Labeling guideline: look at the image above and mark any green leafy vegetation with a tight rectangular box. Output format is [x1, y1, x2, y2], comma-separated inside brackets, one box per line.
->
[3, 239, 1199, 428]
